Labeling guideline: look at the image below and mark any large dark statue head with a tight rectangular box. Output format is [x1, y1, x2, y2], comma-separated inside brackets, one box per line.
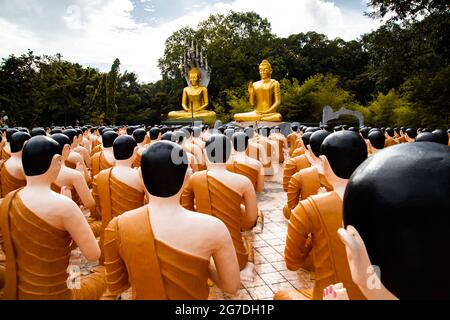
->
[6, 129, 19, 143]
[321, 131, 367, 179]
[301, 132, 313, 147]
[141, 141, 188, 198]
[232, 132, 249, 153]
[113, 135, 137, 161]
[405, 128, 417, 139]
[359, 127, 370, 140]
[343, 142, 450, 299]
[368, 130, 385, 150]
[205, 134, 232, 164]
[385, 128, 395, 138]
[309, 130, 331, 157]
[22, 136, 62, 177]
[51, 133, 71, 150]
[10, 132, 31, 153]
[63, 129, 78, 145]
[126, 126, 136, 136]
[31, 128, 46, 137]
[102, 131, 118, 148]
[291, 125, 298, 132]
[432, 129, 449, 145]
[132, 129, 147, 144]
[149, 127, 161, 141]
[50, 128, 63, 135]
[161, 132, 174, 142]
[415, 132, 438, 143]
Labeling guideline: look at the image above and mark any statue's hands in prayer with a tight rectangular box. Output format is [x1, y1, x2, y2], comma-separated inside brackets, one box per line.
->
[323, 283, 349, 300]
[337, 226, 374, 290]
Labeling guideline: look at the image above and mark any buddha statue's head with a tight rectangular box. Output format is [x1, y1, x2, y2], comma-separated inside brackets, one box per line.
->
[205, 134, 232, 164]
[368, 130, 385, 150]
[127, 126, 136, 136]
[232, 132, 249, 153]
[320, 131, 367, 180]
[259, 60, 272, 80]
[141, 141, 189, 198]
[188, 67, 202, 87]
[102, 131, 119, 148]
[132, 129, 147, 144]
[10, 132, 31, 154]
[23, 136, 63, 181]
[51, 133, 71, 161]
[309, 130, 331, 158]
[113, 135, 137, 162]
[343, 142, 450, 299]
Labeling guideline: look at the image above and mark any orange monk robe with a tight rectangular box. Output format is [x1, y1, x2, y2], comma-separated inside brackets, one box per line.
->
[91, 151, 114, 177]
[0, 190, 106, 300]
[291, 146, 305, 158]
[181, 172, 249, 270]
[276, 138, 285, 163]
[0, 236, 5, 290]
[91, 139, 101, 156]
[287, 133, 300, 156]
[0, 163, 26, 198]
[103, 207, 210, 300]
[1, 148, 11, 162]
[398, 136, 407, 144]
[275, 191, 365, 300]
[132, 153, 142, 168]
[385, 136, 399, 148]
[92, 168, 145, 263]
[282, 155, 311, 192]
[257, 139, 274, 173]
[283, 166, 333, 220]
[226, 162, 259, 192]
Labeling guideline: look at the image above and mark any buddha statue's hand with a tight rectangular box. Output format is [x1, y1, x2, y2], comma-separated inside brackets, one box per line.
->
[338, 226, 375, 290]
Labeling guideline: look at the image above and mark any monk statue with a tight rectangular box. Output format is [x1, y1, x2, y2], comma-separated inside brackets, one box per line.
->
[92, 135, 145, 263]
[131, 129, 148, 168]
[274, 131, 368, 300]
[287, 125, 301, 156]
[282, 130, 333, 220]
[367, 130, 385, 156]
[181, 127, 206, 172]
[257, 126, 279, 176]
[282, 134, 312, 192]
[244, 127, 268, 167]
[234, 60, 282, 122]
[270, 126, 287, 164]
[291, 131, 312, 158]
[30, 127, 46, 137]
[404, 128, 417, 142]
[431, 129, 449, 146]
[63, 129, 91, 184]
[336, 142, 450, 299]
[91, 131, 117, 177]
[181, 134, 258, 275]
[73, 129, 92, 169]
[1, 129, 19, 162]
[103, 141, 240, 299]
[384, 128, 399, 148]
[149, 127, 161, 145]
[192, 126, 206, 149]
[0, 136, 106, 300]
[50, 134, 99, 236]
[227, 132, 264, 193]
[89, 127, 101, 156]
[0, 132, 30, 198]
[168, 67, 216, 123]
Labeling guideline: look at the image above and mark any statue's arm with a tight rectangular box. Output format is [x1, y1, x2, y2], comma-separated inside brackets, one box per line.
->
[180, 178, 195, 211]
[182, 88, 189, 111]
[285, 203, 312, 271]
[241, 183, 258, 231]
[248, 82, 255, 107]
[198, 87, 209, 111]
[265, 81, 281, 114]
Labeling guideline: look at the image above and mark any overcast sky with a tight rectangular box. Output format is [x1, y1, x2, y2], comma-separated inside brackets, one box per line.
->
[0, 0, 383, 83]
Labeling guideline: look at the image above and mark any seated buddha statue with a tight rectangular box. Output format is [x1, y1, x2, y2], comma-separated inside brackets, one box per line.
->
[367, 130, 385, 156]
[91, 131, 117, 177]
[234, 60, 282, 122]
[274, 131, 367, 300]
[63, 129, 91, 184]
[1, 132, 30, 198]
[168, 68, 216, 123]
[181, 134, 259, 273]
[282, 130, 333, 219]
[92, 135, 145, 263]
[131, 129, 148, 168]
[1, 129, 19, 161]
[0, 136, 106, 300]
[227, 132, 264, 193]
[338, 141, 450, 299]
[50, 134, 100, 236]
[103, 141, 240, 299]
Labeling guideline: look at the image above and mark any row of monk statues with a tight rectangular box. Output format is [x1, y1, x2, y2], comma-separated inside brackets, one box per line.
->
[168, 60, 283, 123]
[0, 122, 448, 300]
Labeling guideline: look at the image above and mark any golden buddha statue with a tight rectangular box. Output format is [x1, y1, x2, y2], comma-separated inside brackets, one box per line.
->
[168, 68, 216, 123]
[234, 60, 282, 122]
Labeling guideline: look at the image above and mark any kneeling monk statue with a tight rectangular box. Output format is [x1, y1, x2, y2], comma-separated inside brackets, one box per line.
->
[0, 136, 106, 300]
[234, 60, 282, 122]
[168, 67, 216, 123]
[103, 141, 240, 299]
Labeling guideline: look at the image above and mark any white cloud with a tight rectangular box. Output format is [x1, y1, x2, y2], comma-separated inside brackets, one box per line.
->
[0, 0, 382, 83]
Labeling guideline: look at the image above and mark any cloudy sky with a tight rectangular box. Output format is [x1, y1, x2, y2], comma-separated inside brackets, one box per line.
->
[0, 0, 383, 83]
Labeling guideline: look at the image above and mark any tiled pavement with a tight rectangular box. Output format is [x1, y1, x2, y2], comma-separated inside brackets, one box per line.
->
[208, 165, 314, 300]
